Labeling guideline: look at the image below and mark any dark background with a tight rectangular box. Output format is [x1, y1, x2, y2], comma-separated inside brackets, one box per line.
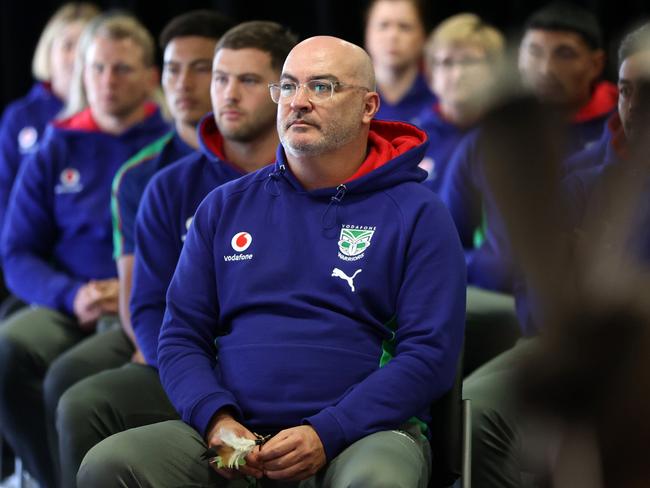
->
[2, 0, 649, 111]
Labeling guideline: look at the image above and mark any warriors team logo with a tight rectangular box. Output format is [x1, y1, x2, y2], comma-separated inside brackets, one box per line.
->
[54, 168, 83, 194]
[338, 225, 375, 261]
[231, 232, 252, 252]
[18, 126, 38, 152]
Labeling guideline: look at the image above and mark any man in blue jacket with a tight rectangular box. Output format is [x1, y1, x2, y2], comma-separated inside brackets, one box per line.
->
[78, 36, 466, 488]
[0, 13, 168, 488]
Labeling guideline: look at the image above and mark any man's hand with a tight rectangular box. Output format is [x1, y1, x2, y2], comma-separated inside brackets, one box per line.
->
[205, 410, 263, 480]
[259, 425, 326, 481]
[73, 283, 103, 328]
[92, 278, 119, 314]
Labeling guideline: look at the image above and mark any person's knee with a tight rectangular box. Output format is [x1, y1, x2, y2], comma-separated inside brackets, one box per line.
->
[0, 331, 32, 389]
[44, 355, 85, 415]
[329, 432, 429, 488]
[77, 435, 140, 488]
[57, 379, 110, 439]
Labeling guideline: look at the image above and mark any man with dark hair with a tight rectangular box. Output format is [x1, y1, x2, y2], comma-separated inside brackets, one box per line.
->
[78, 34, 464, 488]
[52, 10, 234, 488]
[568, 23, 650, 174]
[64, 20, 297, 487]
[112, 8, 233, 366]
[365, 0, 436, 124]
[519, 2, 616, 153]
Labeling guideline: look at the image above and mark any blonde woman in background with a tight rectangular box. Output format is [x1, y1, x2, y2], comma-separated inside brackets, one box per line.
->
[0, 3, 100, 232]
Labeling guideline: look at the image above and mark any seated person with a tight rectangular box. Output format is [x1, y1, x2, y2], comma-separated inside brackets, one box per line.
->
[365, 0, 436, 123]
[53, 11, 235, 488]
[418, 13, 504, 193]
[464, 22, 650, 488]
[78, 35, 465, 488]
[0, 13, 167, 488]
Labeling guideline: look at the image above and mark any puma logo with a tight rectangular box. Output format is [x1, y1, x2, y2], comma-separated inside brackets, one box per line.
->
[331, 267, 362, 292]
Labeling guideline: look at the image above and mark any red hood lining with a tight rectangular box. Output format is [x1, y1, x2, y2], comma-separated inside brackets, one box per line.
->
[573, 81, 618, 124]
[199, 116, 227, 161]
[54, 102, 158, 132]
[344, 120, 427, 183]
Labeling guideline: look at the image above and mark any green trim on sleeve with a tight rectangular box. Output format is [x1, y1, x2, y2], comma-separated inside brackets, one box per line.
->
[111, 131, 174, 259]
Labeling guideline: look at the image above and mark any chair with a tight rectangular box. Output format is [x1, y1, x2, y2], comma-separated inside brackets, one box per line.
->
[428, 354, 471, 488]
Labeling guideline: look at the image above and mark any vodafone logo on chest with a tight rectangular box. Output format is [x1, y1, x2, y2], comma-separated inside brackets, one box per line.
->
[231, 232, 252, 252]
[54, 167, 84, 194]
[224, 231, 254, 262]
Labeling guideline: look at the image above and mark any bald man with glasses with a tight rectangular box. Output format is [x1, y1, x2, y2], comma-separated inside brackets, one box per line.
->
[79, 36, 465, 488]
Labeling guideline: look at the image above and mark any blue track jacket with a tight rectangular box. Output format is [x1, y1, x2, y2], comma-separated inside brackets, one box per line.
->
[1, 106, 168, 314]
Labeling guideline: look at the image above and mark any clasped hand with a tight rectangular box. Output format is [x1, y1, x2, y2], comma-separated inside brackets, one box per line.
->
[207, 414, 326, 481]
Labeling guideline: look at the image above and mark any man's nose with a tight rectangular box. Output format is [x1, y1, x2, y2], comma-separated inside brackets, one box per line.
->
[289, 84, 311, 111]
[224, 79, 241, 100]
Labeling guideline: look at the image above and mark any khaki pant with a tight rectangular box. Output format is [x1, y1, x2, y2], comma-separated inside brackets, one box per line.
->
[0, 307, 132, 488]
[57, 363, 178, 488]
[78, 420, 432, 488]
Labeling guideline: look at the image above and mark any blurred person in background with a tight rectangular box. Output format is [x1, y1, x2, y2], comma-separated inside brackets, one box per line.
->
[0, 3, 100, 313]
[365, 0, 436, 124]
[518, 2, 616, 154]
[462, 21, 650, 488]
[0, 12, 167, 488]
[418, 12, 504, 193]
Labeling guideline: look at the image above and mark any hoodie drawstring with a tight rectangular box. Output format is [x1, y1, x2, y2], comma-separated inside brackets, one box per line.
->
[264, 164, 286, 196]
[322, 184, 347, 229]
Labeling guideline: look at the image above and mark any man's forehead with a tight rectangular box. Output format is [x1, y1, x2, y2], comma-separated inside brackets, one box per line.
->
[282, 50, 350, 81]
[522, 29, 591, 51]
[213, 47, 274, 73]
[86, 36, 144, 61]
[163, 36, 216, 61]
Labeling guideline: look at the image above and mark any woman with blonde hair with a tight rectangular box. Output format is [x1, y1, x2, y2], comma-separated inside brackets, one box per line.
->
[417, 13, 505, 193]
[0, 3, 99, 229]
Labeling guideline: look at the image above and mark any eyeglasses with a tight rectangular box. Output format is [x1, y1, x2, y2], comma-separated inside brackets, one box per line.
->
[268, 79, 370, 104]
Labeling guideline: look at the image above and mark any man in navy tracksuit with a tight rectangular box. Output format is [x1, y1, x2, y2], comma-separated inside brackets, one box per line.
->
[364, 0, 436, 124]
[0, 13, 167, 488]
[78, 36, 466, 488]
[59, 21, 294, 488]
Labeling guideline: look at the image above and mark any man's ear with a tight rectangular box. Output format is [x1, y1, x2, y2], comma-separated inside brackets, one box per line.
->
[362, 91, 380, 124]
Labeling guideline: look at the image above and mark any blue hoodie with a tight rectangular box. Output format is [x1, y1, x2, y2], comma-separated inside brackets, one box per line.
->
[415, 104, 471, 194]
[131, 115, 254, 367]
[0, 83, 63, 228]
[0, 105, 169, 314]
[112, 131, 193, 258]
[157, 120, 466, 461]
